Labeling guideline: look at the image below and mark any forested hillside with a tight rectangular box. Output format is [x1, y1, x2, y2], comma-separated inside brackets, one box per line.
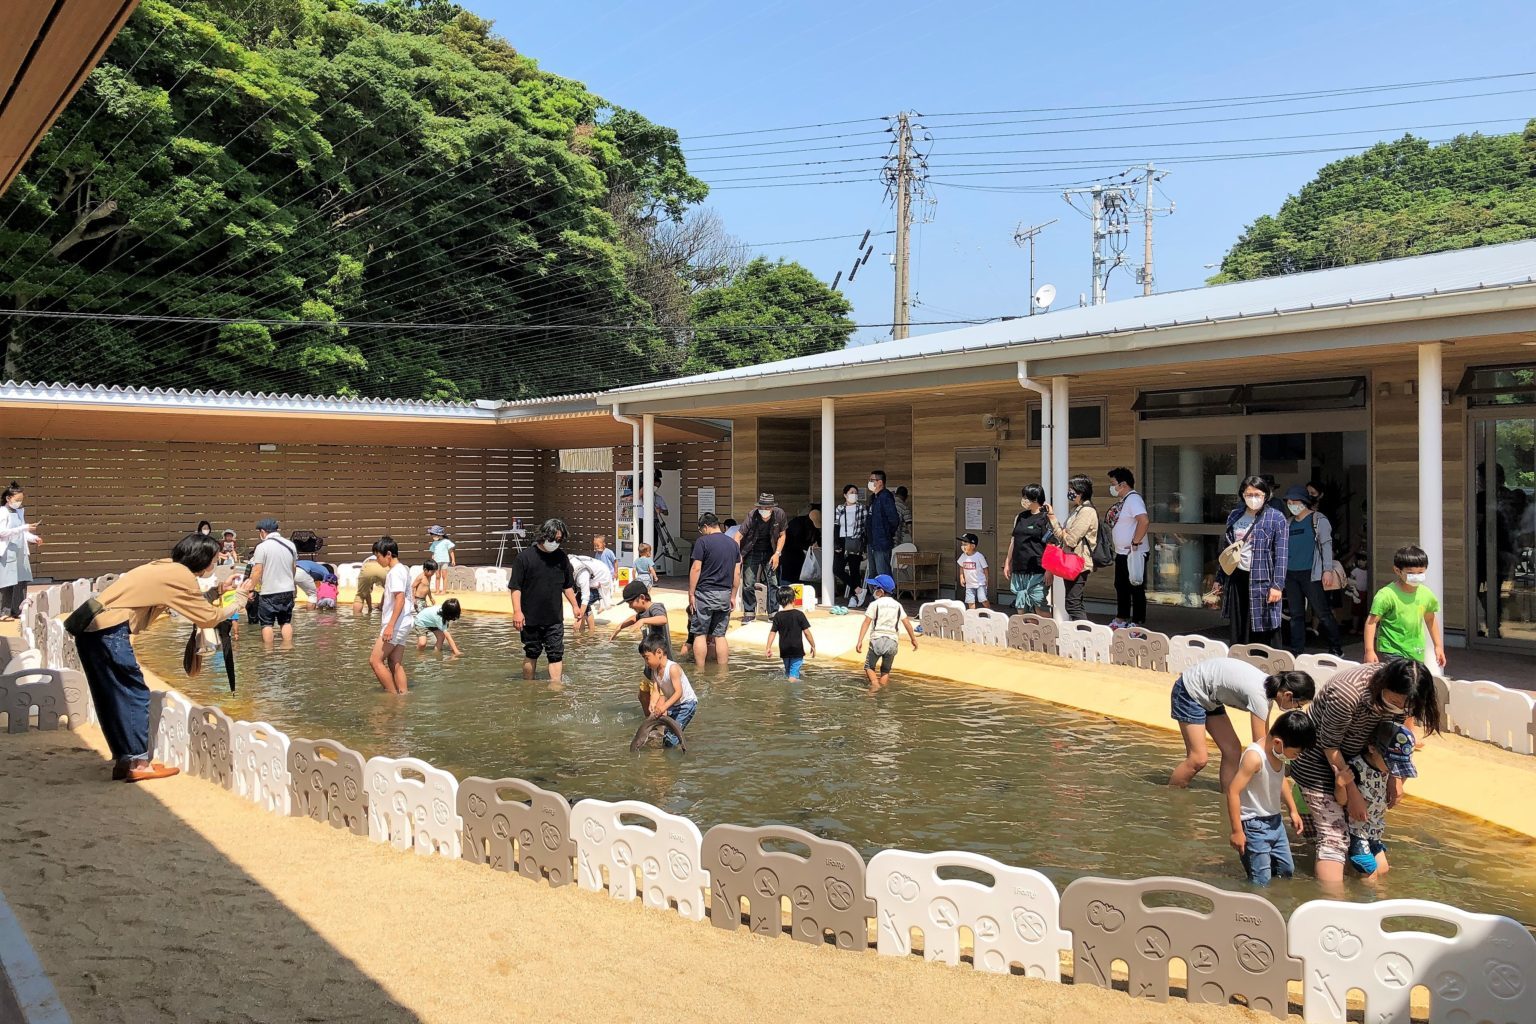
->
[0, 0, 852, 400]
[1213, 123, 1536, 281]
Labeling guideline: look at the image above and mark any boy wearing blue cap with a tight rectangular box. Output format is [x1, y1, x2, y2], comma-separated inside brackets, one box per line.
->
[854, 574, 918, 691]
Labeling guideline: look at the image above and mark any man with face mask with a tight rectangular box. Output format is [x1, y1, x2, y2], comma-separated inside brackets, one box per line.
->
[509, 518, 585, 686]
[735, 493, 787, 623]
[864, 469, 902, 590]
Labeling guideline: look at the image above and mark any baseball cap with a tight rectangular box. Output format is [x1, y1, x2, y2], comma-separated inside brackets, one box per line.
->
[864, 573, 896, 593]
[957, 533, 979, 545]
[622, 580, 651, 602]
[255, 517, 279, 532]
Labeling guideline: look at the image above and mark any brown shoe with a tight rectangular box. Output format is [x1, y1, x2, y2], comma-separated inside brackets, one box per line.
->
[124, 763, 180, 783]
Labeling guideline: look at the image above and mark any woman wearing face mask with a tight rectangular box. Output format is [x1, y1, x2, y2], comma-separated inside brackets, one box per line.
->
[1281, 485, 1344, 658]
[1045, 475, 1099, 621]
[832, 484, 868, 606]
[1209, 476, 1289, 646]
[196, 520, 213, 537]
[1005, 484, 1050, 614]
[0, 481, 42, 620]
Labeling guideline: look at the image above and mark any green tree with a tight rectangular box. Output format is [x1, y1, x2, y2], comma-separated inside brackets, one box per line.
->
[1211, 124, 1536, 282]
[683, 258, 854, 375]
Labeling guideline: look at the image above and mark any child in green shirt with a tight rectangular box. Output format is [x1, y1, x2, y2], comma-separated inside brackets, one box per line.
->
[1364, 544, 1446, 669]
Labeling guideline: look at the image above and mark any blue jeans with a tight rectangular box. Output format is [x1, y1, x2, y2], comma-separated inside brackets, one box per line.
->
[782, 657, 804, 679]
[75, 622, 151, 765]
[1239, 814, 1294, 886]
[867, 548, 893, 579]
[740, 557, 778, 617]
[665, 699, 697, 747]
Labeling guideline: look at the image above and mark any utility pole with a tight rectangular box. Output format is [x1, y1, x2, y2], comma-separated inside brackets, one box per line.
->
[1012, 219, 1057, 314]
[1064, 179, 1133, 305]
[890, 111, 913, 340]
[1138, 163, 1173, 296]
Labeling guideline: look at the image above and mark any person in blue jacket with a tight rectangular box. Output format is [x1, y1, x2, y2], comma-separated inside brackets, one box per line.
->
[860, 469, 903, 605]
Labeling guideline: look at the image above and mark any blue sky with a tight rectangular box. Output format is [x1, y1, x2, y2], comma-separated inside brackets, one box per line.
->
[480, 0, 1536, 344]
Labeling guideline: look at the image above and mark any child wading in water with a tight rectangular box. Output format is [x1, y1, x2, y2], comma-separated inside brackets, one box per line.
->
[854, 574, 918, 692]
[639, 635, 697, 747]
[427, 526, 455, 595]
[765, 585, 816, 679]
[415, 598, 462, 655]
[414, 560, 437, 610]
[1365, 544, 1447, 670]
[369, 537, 413, 694]
[1226, 709, 1316, 886]
[611, 580, 671, 660]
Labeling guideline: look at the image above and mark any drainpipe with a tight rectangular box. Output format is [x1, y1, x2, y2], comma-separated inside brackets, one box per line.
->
[1016, 362, 1054, 513]
[612, 408, 641, 566]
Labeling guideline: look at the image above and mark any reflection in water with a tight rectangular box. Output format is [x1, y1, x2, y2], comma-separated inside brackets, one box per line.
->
[136, 608, 1536, 925]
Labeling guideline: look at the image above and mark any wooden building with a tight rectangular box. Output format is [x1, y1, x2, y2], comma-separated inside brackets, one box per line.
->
[604, 241, 1536, 656]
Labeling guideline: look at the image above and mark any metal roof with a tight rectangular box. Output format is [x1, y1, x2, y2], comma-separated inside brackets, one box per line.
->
[603, 239, 1536, 402]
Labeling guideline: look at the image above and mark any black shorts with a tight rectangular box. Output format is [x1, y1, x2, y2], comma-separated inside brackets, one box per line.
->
[255, 592, 295, 627]
[520, 623, 565, 663]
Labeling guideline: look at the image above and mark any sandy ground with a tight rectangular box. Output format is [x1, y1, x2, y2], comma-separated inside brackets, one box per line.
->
[0, 726, 1279, 1024]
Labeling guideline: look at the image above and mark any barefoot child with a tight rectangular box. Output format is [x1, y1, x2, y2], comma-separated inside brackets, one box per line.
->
[594, 534, 618, 577]
[427, 526, 455, 595]
[414, 560, 437, 610]
[765, 585, 816, 679]
[1168, 660, 1316, 792]
[1226, 709, 1315, 886]
[369, 537, 412, 694]
[634, 543, 659, 585]
[415, 598, 461, 655]
[640, 635, 697, 747]
[1338, 718, 1422, 877]
[611, 580, 671, 661]
[854, 574, 918, 691]
[956, 533, 990, 609]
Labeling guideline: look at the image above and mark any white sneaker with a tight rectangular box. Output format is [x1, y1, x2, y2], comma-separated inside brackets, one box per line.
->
[850, 588, 866, 608]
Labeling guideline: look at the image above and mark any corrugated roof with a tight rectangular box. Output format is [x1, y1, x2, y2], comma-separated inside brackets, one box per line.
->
[603, 239, 1536, 398]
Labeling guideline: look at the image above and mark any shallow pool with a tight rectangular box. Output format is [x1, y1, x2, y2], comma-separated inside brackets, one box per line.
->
[135, 607, 1536, 925]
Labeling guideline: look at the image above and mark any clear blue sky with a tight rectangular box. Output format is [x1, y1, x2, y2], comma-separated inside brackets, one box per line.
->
[475, 0, 1536, 343]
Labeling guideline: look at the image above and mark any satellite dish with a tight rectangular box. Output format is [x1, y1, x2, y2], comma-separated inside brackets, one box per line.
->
[1033, 283, 1056, 310]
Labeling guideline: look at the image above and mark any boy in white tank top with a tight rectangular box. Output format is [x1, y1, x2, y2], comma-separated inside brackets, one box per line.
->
[1225, 710, 1316, 886]
[639, 636, 697, 748]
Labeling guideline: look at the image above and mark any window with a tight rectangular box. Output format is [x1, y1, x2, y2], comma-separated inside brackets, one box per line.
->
[558, 448, 613, 473]
[1458, 362, 1536, 407]
[1025, 398, 1108, 447]
[963, 462, 989, 485]
[1134, 377, 1366, 418]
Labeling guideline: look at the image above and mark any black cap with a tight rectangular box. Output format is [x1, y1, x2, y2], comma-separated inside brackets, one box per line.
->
[957, 533, 979, 545]
[622, 580, 651, 602]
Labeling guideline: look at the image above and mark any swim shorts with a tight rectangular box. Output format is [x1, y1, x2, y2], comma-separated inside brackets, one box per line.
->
[688, 588, 731, 639]
[521, 622, 565, 664]
[255, 592, 294, 627]
[864, 636, 898, 675]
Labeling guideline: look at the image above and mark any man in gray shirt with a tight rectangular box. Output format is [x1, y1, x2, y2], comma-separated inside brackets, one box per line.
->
[1167, 656, 1315, 791]
[248, 516, 298, 648]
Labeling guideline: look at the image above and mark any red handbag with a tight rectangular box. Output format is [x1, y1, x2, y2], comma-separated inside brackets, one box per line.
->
[1042, 543, 1085, 580]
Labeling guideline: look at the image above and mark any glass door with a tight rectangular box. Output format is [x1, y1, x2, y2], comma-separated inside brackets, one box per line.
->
[1142, 439, 1242, 610]
[1472, 417, 1536, 648]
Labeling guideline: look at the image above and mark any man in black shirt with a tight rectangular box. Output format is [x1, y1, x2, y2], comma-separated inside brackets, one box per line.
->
[509, 518, 584, 685]
[736, 492, 786, 624]
[688, 513, 742, 668]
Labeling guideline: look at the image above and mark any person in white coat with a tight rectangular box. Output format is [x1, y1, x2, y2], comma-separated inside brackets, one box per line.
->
[0, 481, 42, 620]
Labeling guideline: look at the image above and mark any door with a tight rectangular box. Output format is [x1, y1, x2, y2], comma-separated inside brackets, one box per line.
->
[1471, 416, 1536, 648]
[1141, 438, 1242, 613]
[955, 448, 998, 591]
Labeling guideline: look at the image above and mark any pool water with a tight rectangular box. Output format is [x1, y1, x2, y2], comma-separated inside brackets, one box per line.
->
[135, 608, 1536, 925]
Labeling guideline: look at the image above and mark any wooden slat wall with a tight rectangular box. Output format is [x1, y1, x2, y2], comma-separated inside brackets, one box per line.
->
[0, 437, 537, 576]
[754, 419, 813, 509]
[808, 411, 916, 512]
[730, 418, 758, 528]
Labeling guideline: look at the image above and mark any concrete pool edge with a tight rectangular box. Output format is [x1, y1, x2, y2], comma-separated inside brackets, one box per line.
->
[334, 583, 1536, 841]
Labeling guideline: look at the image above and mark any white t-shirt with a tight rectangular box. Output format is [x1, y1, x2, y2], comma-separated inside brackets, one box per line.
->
[571, 555, 613, 594]
[1112, 490, 1149, 555]
[251, 532, 297, 595]
[956, 551, 988, 588]
[864, 595, 905, 641]
[1232, 513, 1257, 571]
[380, 563, 414, 640]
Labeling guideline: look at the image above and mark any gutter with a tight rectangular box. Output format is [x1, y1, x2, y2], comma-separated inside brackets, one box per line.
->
[611, 409, 642, 559]
[598, 279, 1536, 406]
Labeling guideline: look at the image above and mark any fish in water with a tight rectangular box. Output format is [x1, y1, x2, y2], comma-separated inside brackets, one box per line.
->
[630, 714, 685, 752]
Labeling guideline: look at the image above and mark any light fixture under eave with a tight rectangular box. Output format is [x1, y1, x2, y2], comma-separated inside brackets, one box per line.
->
[258, 443, 278, 452]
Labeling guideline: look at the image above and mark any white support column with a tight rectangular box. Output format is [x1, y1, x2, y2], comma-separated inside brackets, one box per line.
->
[821, 399, 836, 607]
[1051, 376, 1071, 621]
[1418, 343, 1444, 657]
[641, 414, 656, 549]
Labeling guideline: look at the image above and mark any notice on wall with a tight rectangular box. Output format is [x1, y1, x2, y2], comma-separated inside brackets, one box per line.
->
[964, 497, 984, 531]
[697, 486, 716, 515]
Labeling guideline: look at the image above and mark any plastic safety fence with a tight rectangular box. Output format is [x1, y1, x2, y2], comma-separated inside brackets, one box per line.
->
[365, 755, 462, 858]
[459, 777, 576, 886]
[0, 667, 90, 733]
[571, 799, 708, 921]
[287, 737, 368, 836]
[186, 704, 235, 790]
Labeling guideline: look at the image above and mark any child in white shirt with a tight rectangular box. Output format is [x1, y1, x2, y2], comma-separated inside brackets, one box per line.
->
[956, 533, 990, 608]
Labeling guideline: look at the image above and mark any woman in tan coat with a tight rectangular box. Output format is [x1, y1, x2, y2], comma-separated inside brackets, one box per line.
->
[1046, 474, 1100, 621]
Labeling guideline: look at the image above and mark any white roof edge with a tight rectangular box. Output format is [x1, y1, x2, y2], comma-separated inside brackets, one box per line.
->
[600, 240, 1536, 404]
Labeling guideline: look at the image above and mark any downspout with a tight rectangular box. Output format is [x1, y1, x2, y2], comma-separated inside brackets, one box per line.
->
[1017, 362, 1053, 503]
[611, 407, 641, 567]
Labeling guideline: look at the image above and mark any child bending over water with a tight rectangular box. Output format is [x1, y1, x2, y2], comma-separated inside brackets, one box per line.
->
[415, 598, 461, 655]
[639, 635, 696, 747]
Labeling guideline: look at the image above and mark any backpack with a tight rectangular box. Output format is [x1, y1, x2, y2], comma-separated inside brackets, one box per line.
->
[1092, 501, 1120, 568]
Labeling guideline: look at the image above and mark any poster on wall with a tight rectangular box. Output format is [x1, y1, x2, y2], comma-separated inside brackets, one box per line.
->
[964, 497, 984, 531]
[697, 486, 715, 515]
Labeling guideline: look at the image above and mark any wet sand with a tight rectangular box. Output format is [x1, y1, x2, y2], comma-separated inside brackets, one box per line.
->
[1, 724, 1279, 1024]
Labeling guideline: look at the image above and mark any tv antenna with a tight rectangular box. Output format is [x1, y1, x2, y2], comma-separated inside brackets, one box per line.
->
[1013, 219, 1057, 316]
